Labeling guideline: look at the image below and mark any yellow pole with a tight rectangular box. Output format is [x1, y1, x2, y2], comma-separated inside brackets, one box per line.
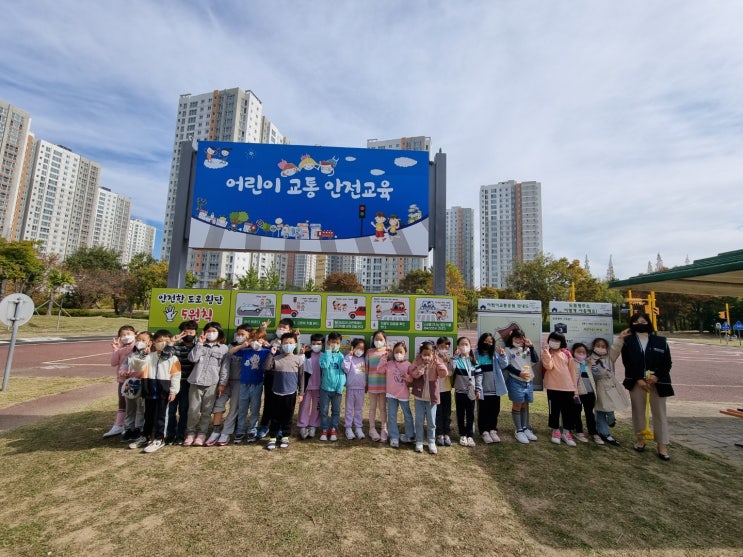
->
[569, 282, 576, 302]
[649, 291, 657, 330]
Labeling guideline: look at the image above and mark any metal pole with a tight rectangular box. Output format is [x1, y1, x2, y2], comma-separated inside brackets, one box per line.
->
[167, 140, 198, 288]
[432, 151, 447, 295]
[1, 300, 20, 391]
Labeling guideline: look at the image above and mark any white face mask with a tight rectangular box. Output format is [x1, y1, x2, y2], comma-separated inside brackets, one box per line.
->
[374, 340, 386, 349]
[282, 343, 295, 354]
[154, 341, 167, 352]
[276, 328, 289, 337]
[235, 335, 246, 344]
[513, 341, 524, 348]
[421, 355, 433, 363]
[459, 346, 470, 355]
[205, 331, 218, 342]
[438, 349, 449, 356]
[135, 341, 147, 351]
[120, 335, 135, 345]
[311, 344, 322, 353]
[354, 349, 365, 358]
[394, 353, 406, 362]
[548, 341, 561, 350]
[329, 344, 340, 353]
[251, 341, 262, 351]
[593, 347, 607, 356]
[574, 354, 587, 362]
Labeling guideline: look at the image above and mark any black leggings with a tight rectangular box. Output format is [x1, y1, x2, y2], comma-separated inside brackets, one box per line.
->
[455, 392, 475, 437]
[547, 389, 576, 430]
[574, 392, 597, 435]
[477, 395, 501, 433]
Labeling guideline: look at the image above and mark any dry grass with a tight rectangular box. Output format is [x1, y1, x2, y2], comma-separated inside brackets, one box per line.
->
[0, 316, 149, 339]
[0, 376, 111, 409]
[0, 394, 742, 557]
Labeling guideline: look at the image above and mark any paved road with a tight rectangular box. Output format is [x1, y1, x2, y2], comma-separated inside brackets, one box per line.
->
[1, 335, 742, 466]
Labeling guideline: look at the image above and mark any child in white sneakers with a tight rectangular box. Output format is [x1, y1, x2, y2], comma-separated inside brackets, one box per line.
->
[571, 342, 598, 444]
[318, 332, 345, 441]
[452, 337, 478, 447]
[409, 341, 448, 454]
[542, 332, 579, 447]
[383, 342, 414, 448]
[297, 333, 324, 439]
[104, 325, 136, 439]
[342, 338, 367, 440]
[121, 330, 151, 443]
[504, 329, 539, 444]
[365, 330, 389, 442]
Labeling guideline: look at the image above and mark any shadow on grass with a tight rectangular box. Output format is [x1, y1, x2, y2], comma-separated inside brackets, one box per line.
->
[468, 411, 743, 553]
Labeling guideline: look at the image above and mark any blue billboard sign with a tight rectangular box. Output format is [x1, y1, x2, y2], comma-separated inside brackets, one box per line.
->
[189, 142, 430, 256]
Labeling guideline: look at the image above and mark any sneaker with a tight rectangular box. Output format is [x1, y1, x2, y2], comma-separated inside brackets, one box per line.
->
[574, 432, 589, 443]
[399, 434, 412, 444]
[514, 430, 530, 444]
[128, 436, 148, 449]
[173, 437, 185, 446]
[390, 438, 399, 448]
[459, 436, 469, 447]
[256, 426, 269, 440]
[299, 427, 309, 440]
[233, 433, 246, 444]
[204, 432, 221, 446]
[216, 434, 230, 446]
[604, 435, 620, 446]
[466, 437, 476, 447]
[415, 443, 424, 453]
[609, 419, 616, 428]
[246, 431, 258, 443]
[355, 427, 365, 440]
[143, 439, 164, 453]
[593, 434, 605, 445]
[443, 435, 452, 447]
[265, 438, 276, 451]
[103, 424, 125, 438]
[193, 434, 206, 447]
[524, 429, 538, 441]
[164, 436, 175, 445]
[279, 438, 289, 449]
[369, 428, 381, 442]
[489, 430, 501, 443]
[308, 427, 316, 438]
[121, 429, 135, 442]
[482, 431, 494, 444]
[183, 434, 195, 446]
[561, 431, 577, 447]
[380, 430, 388, 442]
[329, 428, 338, 442]
[551, 430, 562, 444]
[436, 435, 445, 446]
[345, 427, 356, 440]
[428, 442, 438, 454]
[319, 430, 328, 441]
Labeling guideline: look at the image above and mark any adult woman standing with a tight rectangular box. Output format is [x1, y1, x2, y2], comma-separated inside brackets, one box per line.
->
[615, 312, 673, 460]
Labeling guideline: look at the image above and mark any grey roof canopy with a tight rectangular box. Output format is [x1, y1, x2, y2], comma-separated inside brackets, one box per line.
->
[609, 250, 743, 297]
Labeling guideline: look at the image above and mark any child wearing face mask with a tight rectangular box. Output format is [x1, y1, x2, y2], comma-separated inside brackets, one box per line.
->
[589, 337, 628, 446]
[319, 332, 346, 441]
[129, 330, 181, 453]
[262, 332, 305, 450]
[206, 324, 254, 446]
[365, 330, 389, 442]
[297, 333, 325, 439]
[231, 329, 271, 443]
[166, 320, 198, 444]
[542, 332, 579, 447]
[475, 333, 509, 444]
[257, 318, 294, 440]
[120, 330, 151, 441]
[503, 329, 539, 444]
[435, 337, 454, 447]
[452, 337, 478, 447]
[570, 343, 598, 444]
[383, 342, 414, 448]
[184, 322, 228, 446]
[409, 341, 448, 454]
[343, 338, 368, 440]
[104, 325, 137, 439]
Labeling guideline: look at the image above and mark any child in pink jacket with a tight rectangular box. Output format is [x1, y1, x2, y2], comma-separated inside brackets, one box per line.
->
[104, 325, 136, 438]
[383, 342, 413, 448]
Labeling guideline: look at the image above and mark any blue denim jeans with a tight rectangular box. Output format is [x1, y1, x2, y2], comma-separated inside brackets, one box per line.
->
[387, 397, 414, 440]
[236, 382, 263, 435]
[595, 410, 615, 437]
[319, 389, 342, 431]
[414, 399, 437, 444]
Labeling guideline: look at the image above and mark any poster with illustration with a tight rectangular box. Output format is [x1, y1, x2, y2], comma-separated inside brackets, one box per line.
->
[548, 302, 613, 348]
[233, 292, 276, 328]
[414, 297, 455, 333]
[325, 295, 367, 330]
[371, 296, 411, 331]
[190, 142, 430, 256]
[280, 294, 322, 329]
[149, 288, 233, 333]
[477, 299, 544, 390]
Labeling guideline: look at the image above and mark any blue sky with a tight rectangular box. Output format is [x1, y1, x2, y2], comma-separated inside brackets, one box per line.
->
[2, 1, 742, 281]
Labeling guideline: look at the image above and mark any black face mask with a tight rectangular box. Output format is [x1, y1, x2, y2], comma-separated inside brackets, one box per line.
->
[631, 323, 651, 333]
[182, 335, 196, 344]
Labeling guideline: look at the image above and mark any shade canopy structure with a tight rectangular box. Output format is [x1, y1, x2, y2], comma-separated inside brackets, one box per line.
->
[609, 250, 743, 297]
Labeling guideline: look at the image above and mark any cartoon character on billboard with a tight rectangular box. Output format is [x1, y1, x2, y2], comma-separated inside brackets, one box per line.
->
[203, 146, 230, 169]
[319, 156, 338, 175]
[373, 212, 387, 242]
[278, 159, 298, 177]
[298, 154, 318, 171]
[388, 214, 400, 238]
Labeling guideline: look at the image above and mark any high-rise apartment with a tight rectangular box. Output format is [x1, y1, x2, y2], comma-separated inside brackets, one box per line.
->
[91, 187, 132, 258]
[479, 180, 542, 289]
[124, 218, 157, 264]
[21, 140, 101, 259]
[446, 206, 475, 288]
[0, 100, 33, 239]
[162, 87, 299, 287]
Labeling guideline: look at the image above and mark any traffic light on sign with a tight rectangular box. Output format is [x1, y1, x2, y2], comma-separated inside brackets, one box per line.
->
[359, 204, 366, 218]
[719, 311, 726, 319]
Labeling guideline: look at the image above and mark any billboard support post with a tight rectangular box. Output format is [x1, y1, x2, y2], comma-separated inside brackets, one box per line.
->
[167, 140, 197, 288]
[432, 150, 447, 295]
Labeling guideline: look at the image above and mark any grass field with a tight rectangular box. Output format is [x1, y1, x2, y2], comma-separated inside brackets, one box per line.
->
[0, 376, 111, 409]
[0, 315, 149, 339]
[0, 393, 741, 557]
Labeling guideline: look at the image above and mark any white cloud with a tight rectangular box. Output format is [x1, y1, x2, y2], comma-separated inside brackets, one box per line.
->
[370, 169, 385, 176]
[393, 157, 417, 168]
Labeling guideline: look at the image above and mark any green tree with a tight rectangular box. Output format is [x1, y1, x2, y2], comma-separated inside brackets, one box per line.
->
[124, 253, 168, 311]
[45, 268, 75, 316]
[63, 246, 123, 309]
[399, 269, 432, 294]
[322, 272, 363, 293]
[0, 239, 45, 296]
[64, 246, 122, 272]
[236, 267, 260, 290]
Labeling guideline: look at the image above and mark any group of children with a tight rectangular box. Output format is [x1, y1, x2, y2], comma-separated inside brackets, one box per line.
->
[103, 319, 627, 454]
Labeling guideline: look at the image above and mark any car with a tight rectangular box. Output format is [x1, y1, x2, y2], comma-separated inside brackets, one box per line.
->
[348, 306, 366, 319]
[390, 301, 407, 315]
[236, 303, 265, 316]
[281, 304, 298, 318]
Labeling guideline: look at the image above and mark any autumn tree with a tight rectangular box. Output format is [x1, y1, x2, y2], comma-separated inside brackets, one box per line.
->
[323, 272, 363, 293]
[398, 269, 432, 294]
[0, 239, 45, 296]
[64, 246, 124, 309]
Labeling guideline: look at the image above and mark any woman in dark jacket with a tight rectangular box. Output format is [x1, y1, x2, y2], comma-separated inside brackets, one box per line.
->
[614, 312, 673, 460]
